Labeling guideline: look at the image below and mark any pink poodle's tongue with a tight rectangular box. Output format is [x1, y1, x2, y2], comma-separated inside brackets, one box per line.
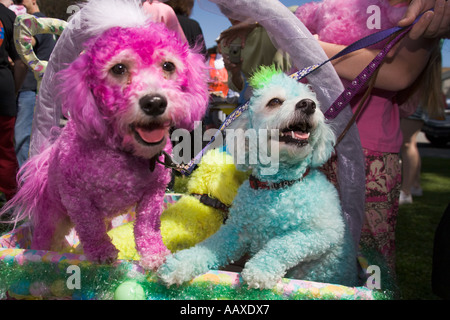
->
[135, 127, 167, 144]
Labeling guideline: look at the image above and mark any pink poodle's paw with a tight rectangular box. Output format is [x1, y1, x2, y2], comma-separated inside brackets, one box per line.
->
[139, 249, 170, 271]
[84, 240, 119, 264]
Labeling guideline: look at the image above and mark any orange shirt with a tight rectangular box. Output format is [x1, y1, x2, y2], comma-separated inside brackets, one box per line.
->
[208, 53, 229, 97]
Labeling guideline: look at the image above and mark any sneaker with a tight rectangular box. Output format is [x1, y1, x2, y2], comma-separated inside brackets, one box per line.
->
[410, 186, 423, 197]
[399, 190, 413, 205]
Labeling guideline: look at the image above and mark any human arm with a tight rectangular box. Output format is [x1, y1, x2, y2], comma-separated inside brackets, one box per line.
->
[398, 0, 450, 39]
[317, 34, 439, 91]
[218, 18, 258, 48]
[13, 58, 27, 96]
[222, 50, 244, 92]
[12, 36, 36, 94]
[9, 36, 28, 96]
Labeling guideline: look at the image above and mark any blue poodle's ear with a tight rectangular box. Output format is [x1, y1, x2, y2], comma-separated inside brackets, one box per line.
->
[310, 120, 336, 168]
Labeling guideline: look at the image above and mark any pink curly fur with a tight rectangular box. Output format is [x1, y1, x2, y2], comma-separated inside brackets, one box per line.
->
[1, 21, 209, 269]
[295, 0, 407, 48]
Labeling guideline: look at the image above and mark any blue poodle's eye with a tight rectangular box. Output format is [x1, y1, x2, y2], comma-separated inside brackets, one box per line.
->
[267, 98, 284, 108]
[111, 64, 128, 76]
[162, 61, 176, 73]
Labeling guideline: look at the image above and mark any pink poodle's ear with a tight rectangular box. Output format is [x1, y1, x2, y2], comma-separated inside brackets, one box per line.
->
[58, 54, 108, 141]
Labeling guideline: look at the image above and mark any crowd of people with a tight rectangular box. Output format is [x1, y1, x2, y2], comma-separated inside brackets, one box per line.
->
[1, 0, 449, 296]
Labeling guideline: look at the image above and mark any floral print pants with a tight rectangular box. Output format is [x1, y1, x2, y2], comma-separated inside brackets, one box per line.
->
[360, 148, 401, 271]
[321, 149, 401, 271]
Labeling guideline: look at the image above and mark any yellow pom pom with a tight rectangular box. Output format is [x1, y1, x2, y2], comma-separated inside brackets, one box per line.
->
[108, 223, 139, 260]
[187, 149, 248, 205]
[160, 196, 223, 252]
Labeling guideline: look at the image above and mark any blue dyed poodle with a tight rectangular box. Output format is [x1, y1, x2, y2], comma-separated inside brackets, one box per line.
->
[158, 66, 358, 288]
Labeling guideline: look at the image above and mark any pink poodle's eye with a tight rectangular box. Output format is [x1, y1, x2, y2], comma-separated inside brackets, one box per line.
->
[162, 61, 176, 73]
[111, 63, 128, 76]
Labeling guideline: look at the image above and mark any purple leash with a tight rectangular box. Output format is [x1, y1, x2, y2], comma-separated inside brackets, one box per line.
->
[323, 26, 413, 120]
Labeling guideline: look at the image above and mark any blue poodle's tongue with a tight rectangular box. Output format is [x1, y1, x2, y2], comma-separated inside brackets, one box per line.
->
[282, 130, 310, 141]
[279, 130, 311, 146]
[292, 131, 310, 140]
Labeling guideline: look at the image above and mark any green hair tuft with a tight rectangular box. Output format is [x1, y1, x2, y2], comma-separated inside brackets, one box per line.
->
[249, 65, 282, 89]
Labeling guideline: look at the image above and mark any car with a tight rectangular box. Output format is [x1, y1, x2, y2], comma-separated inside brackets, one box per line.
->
[421, 71, 450, 147]
[422, 99, 450, 147]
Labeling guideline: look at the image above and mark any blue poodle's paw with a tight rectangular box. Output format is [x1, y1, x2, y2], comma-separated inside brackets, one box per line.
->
[157, 255, 194, 286]
[157, 248, 213, 286]
[241, 261, 283, 289]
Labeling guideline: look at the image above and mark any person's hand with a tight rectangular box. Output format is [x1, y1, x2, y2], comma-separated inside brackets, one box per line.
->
[222, 52, 244, 92]
[398, 0, 450, 39]
[219, 19, 258, 48]
[222, 52, 242, 74]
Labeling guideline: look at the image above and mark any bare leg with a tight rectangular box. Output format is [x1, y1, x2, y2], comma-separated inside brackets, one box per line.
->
[400, 118, 424, 199]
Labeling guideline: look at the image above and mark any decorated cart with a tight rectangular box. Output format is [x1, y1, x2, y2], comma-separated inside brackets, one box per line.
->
[0, 195, 395, 300]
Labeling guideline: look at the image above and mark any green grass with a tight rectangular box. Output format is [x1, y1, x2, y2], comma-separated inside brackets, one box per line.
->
[396, 157, 450, 300]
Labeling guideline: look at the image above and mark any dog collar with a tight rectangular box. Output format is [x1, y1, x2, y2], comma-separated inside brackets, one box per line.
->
[191, 193, 229, 222]
[249, 168, 310, 190]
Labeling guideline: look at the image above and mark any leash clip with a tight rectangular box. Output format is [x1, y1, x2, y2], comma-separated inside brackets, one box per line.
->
[155, 150, 179, 170]
[154, 150, 194, 175]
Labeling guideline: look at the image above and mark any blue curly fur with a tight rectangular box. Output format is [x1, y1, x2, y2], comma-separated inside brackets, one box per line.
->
[158, 69, 358, 289]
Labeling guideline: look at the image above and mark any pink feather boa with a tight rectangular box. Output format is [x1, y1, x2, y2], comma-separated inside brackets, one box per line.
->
[295, 0, 408, 48]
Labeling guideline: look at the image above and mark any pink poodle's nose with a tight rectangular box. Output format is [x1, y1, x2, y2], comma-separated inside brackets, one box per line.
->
[139, 94, 167, 116]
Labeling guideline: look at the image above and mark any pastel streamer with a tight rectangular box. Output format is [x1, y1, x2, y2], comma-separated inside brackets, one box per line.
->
[0, 247, 382, 300]
[13, 14, 67, 91]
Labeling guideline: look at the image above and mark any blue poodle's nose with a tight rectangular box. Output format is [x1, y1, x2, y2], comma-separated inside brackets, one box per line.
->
[296, 99, 316, 115]
[140, 94, 167, 116]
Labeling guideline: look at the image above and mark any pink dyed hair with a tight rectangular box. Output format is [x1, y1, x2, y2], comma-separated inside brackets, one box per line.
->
[295, 0, 407, 48]
[57, 21, 209, 146]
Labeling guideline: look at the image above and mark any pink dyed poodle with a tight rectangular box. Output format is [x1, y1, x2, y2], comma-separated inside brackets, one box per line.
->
[1, 0, 208, 269]
[295, 0, 407, 48]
